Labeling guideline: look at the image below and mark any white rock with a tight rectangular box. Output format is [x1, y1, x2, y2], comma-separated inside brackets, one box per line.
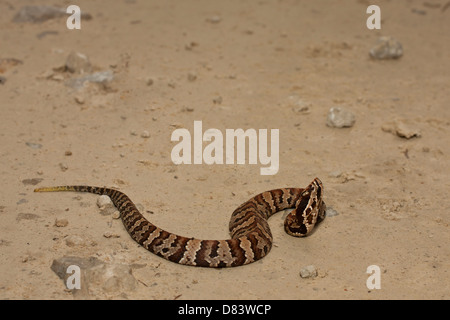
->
[326, 107, 355, 128]
[97, 195, 113, 208]
[370, 36, 403, 60]
[300, 265, 318, 279]
[66, 51, 92, 74]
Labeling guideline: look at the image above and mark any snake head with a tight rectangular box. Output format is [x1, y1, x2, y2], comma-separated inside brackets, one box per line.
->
[284, 177, 326, 237]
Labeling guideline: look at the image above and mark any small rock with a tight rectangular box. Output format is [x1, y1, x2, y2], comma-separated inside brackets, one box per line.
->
[213, 96, 223, 104]
[51, 256, 102, 280]
[112, 211, 121, 219]
[206, 15, 222, 23]
[381, 120, 421, 139]
[325, 207, 339, 217]
[65, 51, 92, 74]
[370, 36, 403, 60]
[36, 30, 58, 39]
[65, 235, 88, 247]
[287, 95, 311, 113]
[65, 70, 114, 89]
[97, 195, 112, 208]
[0, 76, 6, 85]
[300, 265, 318, 279]
[54, 218, 69, 227]
[141, 130, 151, 138]
[103, 231, 120, 238]
[74, 95, 85, 104]
[22, 178, 43, 185]
[16, 213, 40, 222]
[187, 72, 197, 82]
[13, 6, 92, 24]
[326, 107, 355, 128]
[25, 142, 42, 149]
[59, 163, 68, 172]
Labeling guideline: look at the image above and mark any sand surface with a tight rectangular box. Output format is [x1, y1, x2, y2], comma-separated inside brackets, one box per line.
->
[0, 0, 449, 300]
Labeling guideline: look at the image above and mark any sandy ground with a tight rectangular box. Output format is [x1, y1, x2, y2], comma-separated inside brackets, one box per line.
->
[0, 0, 449, 300]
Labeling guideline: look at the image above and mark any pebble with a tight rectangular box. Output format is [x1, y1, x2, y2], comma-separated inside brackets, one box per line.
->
[59, 163, 68, 172]
[300, 265, 318, 279]
[54, 218, 69, 227]
[141, 130, 151, 138]
[65, 52, 92, 74]
[213, 96, 223, 104]
[206, 15, 222, 24]
[13, 5, 92, 24]
[65, 235, 89, 247]
[287, 95, 311, 113]
[381, 119, 421, 139]
[65, 70, 114, 89]
[325, 206, 339, 217]
[0, 76, 6, 85]
[187, 72, 197, 82]
[112, 211, 121, 219]
[103, 231, 120, 238]
[22, 178, 43, 185]
[326, 107, 355, 128]
[97, 195, 113, 208]
[25, 142, 42, 149]
[74, 95, 85, 104]
[369, 36, 403, 60]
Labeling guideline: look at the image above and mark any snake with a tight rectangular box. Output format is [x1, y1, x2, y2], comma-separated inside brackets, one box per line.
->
[34, 177, 326, 268]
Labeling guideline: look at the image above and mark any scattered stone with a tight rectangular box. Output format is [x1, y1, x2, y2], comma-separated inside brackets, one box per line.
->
[381, 119, 421, 139]
[146, 78, 154, 86]
[16, 199, 28, 205]
[185, 41, 199, 51]
[59, 163, 68, 172]
[97, 195, 117, 216]
[0, 58, 23, 72]
[326, 107, 355, 128]
[141, 130, 151, 138]
[65, 151, 72, 156]
[103, 231, 120, 238]
[65, 235, 91, 247]
[287, 95, 311, 113]
[51, 256, 102, 280]
[88, 263, 137, 294]
[65, 70, 114, 89]
[328, 170, 342, 178]
[206, 15, 222, 24]
[13, 6, 92, 24]
[51, 256, 137, 299]
[97, 195, 113, 208]
[36, 30, 58, 39]
[65, 51, 92, 74]
[325, 207, 339, 217]
[112, 211, 121, 219]
[22, 178, 43, 185]
[213, 96, 223, 104]
[73, 94, 85, 104]
[300, 265, 318, 279]
[16, 213, 40, 222]
[370, 36, 403, 60]
[25, 142, 42, 149]
[54, 218, 69, 227]
[187, 72, 197, 82]
[0, 76, 6, 85]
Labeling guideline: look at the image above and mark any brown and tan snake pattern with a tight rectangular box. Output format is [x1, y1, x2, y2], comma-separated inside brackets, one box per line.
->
[34, 178, 326, 267]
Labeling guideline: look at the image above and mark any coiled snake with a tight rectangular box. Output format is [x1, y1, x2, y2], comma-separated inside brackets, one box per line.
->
[34, 177, 326, 267]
